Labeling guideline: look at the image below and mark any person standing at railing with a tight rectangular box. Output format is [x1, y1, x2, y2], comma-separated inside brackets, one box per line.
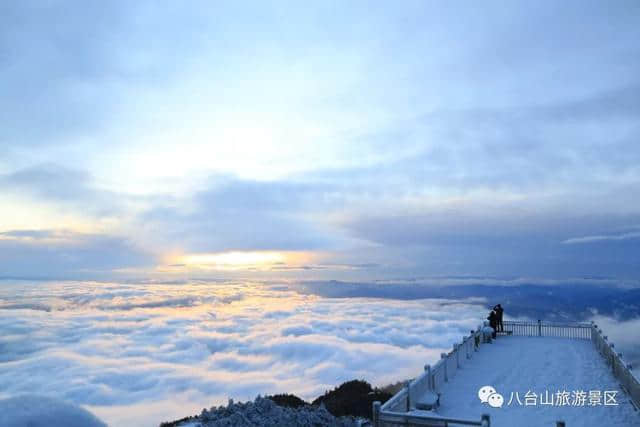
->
[493, 304, 504, 332]
[487, 311, 498, 339]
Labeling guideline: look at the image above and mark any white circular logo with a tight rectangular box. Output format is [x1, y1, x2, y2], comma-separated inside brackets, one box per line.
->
[488, 392, 504, 408]
[478, 385, 497, 403]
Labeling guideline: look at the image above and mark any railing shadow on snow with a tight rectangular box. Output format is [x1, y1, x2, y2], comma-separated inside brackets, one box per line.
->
[371, 320, 639, 427]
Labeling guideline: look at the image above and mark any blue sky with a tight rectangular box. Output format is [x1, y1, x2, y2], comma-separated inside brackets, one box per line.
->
[1, 0, 640, 280]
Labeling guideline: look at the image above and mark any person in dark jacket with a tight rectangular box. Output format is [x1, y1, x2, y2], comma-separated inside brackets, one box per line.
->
[493, 304, 504, 332]
[487, 310, 497, 339]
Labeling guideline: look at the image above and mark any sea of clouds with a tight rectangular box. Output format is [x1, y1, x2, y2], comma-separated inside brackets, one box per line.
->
[0, 280, 487, 426]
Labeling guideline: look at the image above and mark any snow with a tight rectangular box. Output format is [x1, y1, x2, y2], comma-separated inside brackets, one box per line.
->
[178, 396, 358, 426]
[0, 395, 107, 427]
[422, 336, 638, 426]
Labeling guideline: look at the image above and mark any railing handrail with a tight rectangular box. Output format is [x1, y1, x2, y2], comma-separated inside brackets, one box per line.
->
[377, 409, 489, 426]
[503, 320, 592, 328]
[381, 325, 485, 416]
[590, 322, 640, 410]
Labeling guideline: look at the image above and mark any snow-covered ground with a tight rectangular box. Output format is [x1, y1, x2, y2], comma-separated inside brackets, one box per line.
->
[423, 336, 637, 426]
[172, 396, 358, 426]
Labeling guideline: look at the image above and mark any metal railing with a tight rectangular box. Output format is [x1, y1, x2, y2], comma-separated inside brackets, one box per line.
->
[375, 325, 490, 426]
[502, 320, 592, 339]
[372, 403, 489, 426]
[590, 322, 640, 410]
[373, 319, 639, 426]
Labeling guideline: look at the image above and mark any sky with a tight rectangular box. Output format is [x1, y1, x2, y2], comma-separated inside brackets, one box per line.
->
[2, 0, 640, 280]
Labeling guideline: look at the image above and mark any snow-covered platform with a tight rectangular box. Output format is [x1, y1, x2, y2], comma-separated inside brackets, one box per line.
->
[374, 321, 639, 427]
[432, 336, 637, 426]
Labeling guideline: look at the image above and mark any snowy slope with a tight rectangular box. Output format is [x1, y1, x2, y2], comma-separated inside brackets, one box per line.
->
[430, 336, 637, 426]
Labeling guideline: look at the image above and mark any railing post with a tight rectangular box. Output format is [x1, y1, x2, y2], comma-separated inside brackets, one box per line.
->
[610, 343, 615, 374]
[481, 413, 490, 426]
[454, 343, 460, 368]
[372, 401, 381, 427]
[406, 381, 411, 411]
[538, 319, 541, 336]
[466, 337, 471, 359]
[425, 364, 432, 390]
[442, 352, 448, 382]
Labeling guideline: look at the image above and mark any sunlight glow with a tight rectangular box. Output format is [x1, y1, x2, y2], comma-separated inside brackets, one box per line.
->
[168, 251, 314, 271]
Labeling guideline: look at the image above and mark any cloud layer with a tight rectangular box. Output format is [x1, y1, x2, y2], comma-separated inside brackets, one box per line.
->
[1, 280, 637, 426]
[0, 280, 486, 426]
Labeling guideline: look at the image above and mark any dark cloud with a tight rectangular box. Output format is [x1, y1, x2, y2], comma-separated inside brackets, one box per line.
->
[0, 165, 91, 200]
[0, 230, 154, 279]
[139, 177, 341, 252]
[0, 164, 128, 215]
[340, 209, 640, 278]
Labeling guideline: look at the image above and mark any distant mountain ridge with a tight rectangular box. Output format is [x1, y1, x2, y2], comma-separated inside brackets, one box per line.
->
[296, 281, 640, 321]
